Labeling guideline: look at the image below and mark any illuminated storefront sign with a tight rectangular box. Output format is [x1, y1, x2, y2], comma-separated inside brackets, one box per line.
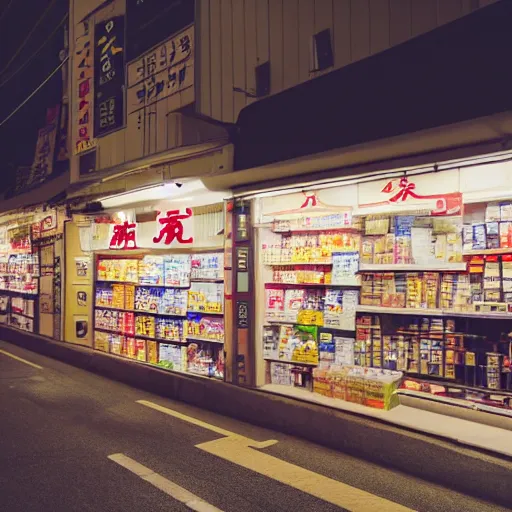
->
[105, 209, 195, 250]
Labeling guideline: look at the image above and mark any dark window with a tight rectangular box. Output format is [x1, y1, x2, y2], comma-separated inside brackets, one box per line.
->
[313, 29, 333, 71]
[126, 0, 195, 61]
[79, 149, 97, 176]
[255, 61, 271, 97]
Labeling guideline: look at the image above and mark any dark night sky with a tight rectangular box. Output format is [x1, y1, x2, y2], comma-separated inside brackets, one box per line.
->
[0, 0, 68, 193]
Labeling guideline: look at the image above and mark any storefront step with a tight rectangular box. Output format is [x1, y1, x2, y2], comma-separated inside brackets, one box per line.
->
[1, 325, 511, 509]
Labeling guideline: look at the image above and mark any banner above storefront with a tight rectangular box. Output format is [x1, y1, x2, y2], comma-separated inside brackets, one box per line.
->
[82, 208, 196, 251]
[257, 161, 512, 220]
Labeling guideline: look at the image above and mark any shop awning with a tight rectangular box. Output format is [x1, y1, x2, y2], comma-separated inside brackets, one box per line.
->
[203, 111, 512, 193]
[67, 140, 233, 205]
[0, 171, 70, 216]
[229, 0, 512, 182]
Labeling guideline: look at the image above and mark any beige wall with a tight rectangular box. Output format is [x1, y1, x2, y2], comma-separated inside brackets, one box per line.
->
[196, 0, 498, 124]
[70, 0, 195, 182]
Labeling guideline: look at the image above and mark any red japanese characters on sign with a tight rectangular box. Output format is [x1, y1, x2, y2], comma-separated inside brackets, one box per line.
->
[153, 208, 193, 245]
[360, 176, 463, 216]
[109, 221, 137, 249]
[75, 20, 96, 154]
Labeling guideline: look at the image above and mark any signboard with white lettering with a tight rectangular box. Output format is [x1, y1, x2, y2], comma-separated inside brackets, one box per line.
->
[126, 25, 194, 115]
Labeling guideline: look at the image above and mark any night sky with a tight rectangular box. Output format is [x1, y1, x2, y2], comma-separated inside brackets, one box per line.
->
[0, 0, 68, 194]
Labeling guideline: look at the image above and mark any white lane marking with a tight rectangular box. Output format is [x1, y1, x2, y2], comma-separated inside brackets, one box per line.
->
[137, 400, 414, 512]
[0, 349, 43, 369]
[108, 453, 223, 512]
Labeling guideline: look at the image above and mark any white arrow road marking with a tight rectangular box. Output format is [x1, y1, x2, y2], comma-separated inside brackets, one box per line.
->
[108, 453, 224, 512]
[137, 400, 414, 512]
[0, 349, 43, 369]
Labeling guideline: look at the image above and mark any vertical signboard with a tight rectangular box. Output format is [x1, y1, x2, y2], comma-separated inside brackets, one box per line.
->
[74, 19, 95, 154]
[94, 16, 125, 137]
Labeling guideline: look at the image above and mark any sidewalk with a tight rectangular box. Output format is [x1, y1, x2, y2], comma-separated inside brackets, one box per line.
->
[1, 325, 511, 508]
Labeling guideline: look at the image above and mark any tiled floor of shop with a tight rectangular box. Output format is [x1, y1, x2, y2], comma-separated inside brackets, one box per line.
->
[262, 384, 512, 458]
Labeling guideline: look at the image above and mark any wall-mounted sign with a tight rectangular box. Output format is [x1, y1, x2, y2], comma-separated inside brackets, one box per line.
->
[74, 19, 96, 154]
[103, 209, 195, 250]
[237, 301, 249, 329]
[94, 16, 125, 137]
[109, 221, 138, 250]
[236, 246, 249, 271]
[358, 175, 462, 216]
[127, 25, 194, 115]
[153, 208, 194, 245]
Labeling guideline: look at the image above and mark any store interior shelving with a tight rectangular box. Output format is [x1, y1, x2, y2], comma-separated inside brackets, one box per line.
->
[258, 202, 512, 410]
[94, 253, 225, 379]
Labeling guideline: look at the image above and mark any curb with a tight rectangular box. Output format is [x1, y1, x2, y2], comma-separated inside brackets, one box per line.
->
[1, 326, 511, 507]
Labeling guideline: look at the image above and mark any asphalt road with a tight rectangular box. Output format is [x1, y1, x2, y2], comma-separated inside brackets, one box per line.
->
[0, 339, 509, 512]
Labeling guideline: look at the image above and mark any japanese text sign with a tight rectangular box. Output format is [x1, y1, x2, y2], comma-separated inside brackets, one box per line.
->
[25, 106, 60, 189]
[94, 16, 125, 137]
[74, 19, 96, 154]
[106, 209, 195, 250]
[127, 25, 194, 115]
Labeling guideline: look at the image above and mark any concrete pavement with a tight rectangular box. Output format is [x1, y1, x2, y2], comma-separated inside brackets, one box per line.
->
[0, 340, 509, 512]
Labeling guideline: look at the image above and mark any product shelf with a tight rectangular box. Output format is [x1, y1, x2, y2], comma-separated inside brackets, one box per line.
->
[264, 261, 333, 266]
[190, 278, 224, 283]
[97, 279, 190, 288]
[10, 311, 34, 320]
[265, 320, 355, 332]
[463, 248, 512, 256]
[187, 310, 224, 316]
[186, 336, 224, 344]
[264, 282, 360, 289]
[96, 305, 187, 318]
[358, 263, 467, 272]
[264, 358, 318, 367]
[356, 305, 512, 319]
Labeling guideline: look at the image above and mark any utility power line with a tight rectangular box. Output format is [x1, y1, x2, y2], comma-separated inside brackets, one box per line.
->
[0, 0, 58, 77]
[0, 14, 68, 88]
[0, 57, 68, 128]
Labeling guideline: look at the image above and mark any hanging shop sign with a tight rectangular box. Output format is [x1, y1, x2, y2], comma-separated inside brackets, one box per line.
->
[74, 18, 96, 154]
[94, 16, 126, 137]
[126, 25, 194, 115]
[92, 209, 196, 251]
[357, 171, 462, 216]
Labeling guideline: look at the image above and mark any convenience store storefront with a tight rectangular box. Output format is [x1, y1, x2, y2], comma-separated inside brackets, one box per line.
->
[238, 152, 512, 419]
[0, 206, 66, 340]
[64, 179, 232, 380]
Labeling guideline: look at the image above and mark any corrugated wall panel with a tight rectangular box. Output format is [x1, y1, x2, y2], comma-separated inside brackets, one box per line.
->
[313, 0, 333, 76]
[221, 0, 234, 122]
[390, 0, 412, 45]
[245, 0, 258, 104]
[269, 0, 284, 94]
[350, 0, 370, 62]
[283, 0, 299, 89]
[210, 0, 223, 120]
[437, 0, 463, 25]
[370, 0, 390, 55]
[198, 0, 212, 117]
[298, 0, 315, 82]
[333, 0, 351, 69]
[233, 0, 246, 121]
[411, 0, 438, 36]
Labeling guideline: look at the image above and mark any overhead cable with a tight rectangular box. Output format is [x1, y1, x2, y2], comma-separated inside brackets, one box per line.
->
[0, 0, 58, 77]
[0, 57, 68, 128]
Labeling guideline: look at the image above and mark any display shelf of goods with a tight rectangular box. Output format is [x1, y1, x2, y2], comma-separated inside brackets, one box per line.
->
[187, 282, 223, 314]
[265, 285, 358, 331]
[354, 313, 512, 395]
[94, 253, 225, 379]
